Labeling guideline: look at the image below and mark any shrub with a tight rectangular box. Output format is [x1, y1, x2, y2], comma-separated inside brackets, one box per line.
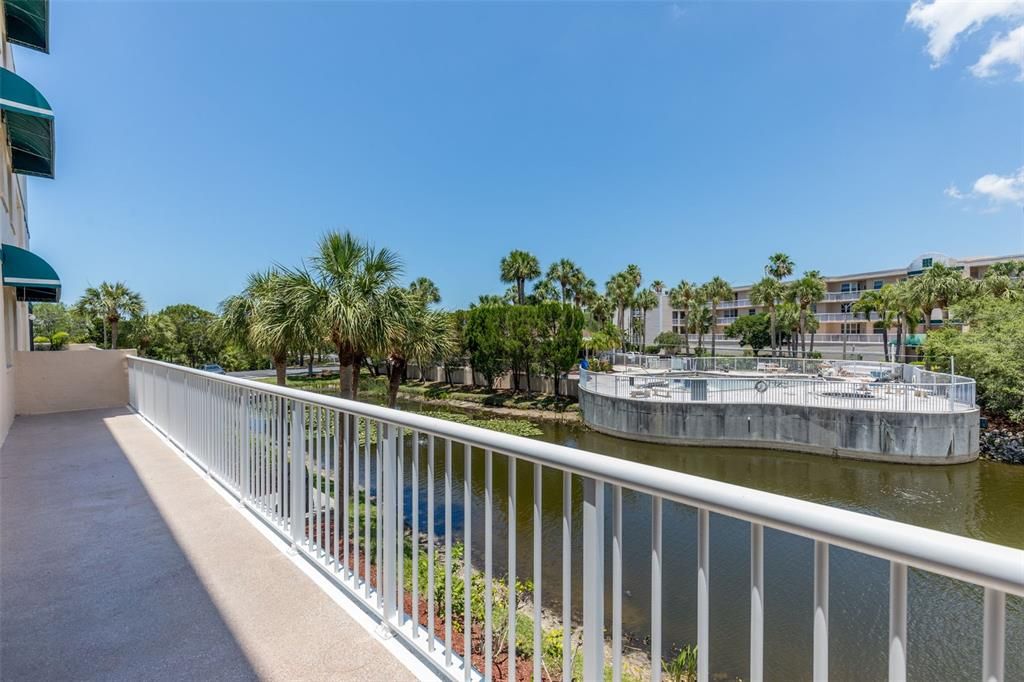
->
[50, 331, 69, 350]
[33, 335, 50, 345]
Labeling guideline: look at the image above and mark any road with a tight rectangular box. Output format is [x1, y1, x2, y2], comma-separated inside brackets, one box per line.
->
[228, 364, 340, 379]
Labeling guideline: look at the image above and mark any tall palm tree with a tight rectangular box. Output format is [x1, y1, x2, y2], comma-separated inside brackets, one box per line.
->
[624, 264, 643, 289]
[409, 277, 441, 306]
[219, 270, 319, 386]
[766, 253, 795, 281]
[633, 288, 658, 348]
[776, 301, 800, 356]
[383, 291, 456, 408]
[650, 280, 665, 294]
[531, 278, 560, 303]
[287, 231, 403, 399]
[690, 301, 713, 353]
[545, 259, 581, 303]
[853, 289, 892, 361]
[750, 276, 784, 356]
[606, 272, 636, 342]
[890, 280, 920, 363]
[669, 280, 697, 355]
[788, 270, 826, 355]
[910, 262, 966, 332]
[75, 282, 144, 350]
[702, 276, 733, 357]
[499, 250, 541, 305]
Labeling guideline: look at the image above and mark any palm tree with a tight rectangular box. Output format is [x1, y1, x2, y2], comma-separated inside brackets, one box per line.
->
[75, 282, 144, 350]
[383, 291, 456, 408]
[606, 272, 636, 343]
[702, 276, 733, 357]
[531, 278, 560, 303]
[650, 280, 665, 294]
[500, 250, 541, 304]
[545, 259, 581, 303]
[910, 262, 967, 332]
[669, 280, 698, 355]
[776, 301, 800, 356]
[690, 302, 713, 353]
[766, 253, 794, 281]
[788, 270, 826, 355]
[750, 276, 784, 356]
[287, 231, 403, 399]
[574, 277, 597, 309]
[219, 270, 319, 385]
[624, 264, 643, 289]
[853, 289, 895, 361]
[633, 288, 658, 348]
[409, 277, 441, 306]
[890, 280, 919, 363]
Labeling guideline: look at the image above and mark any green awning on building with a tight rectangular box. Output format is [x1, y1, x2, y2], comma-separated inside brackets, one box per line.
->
[0, 66, 54, 178]
[1, 243, 60, 302]
[2, 0, 48, 53]
[904, 334, 926, 347]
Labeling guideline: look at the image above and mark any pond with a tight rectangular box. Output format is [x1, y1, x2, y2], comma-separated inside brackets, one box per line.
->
[376, 397, 1023, 680]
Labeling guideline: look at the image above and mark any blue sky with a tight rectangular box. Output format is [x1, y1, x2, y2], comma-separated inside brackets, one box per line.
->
[16, 1, 1024, 311]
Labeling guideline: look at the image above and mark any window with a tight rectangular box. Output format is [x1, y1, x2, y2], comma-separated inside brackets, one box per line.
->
[841, 282, 852, 293]
[841, 322, 862, 334]
[873, 280, 883, 289]
[922, 257, 933, 268]
[840, 302, 853, 314]
[748, 308, 756, 315]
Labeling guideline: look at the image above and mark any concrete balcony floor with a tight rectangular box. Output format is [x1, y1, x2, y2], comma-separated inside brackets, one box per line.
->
[0, 408, 413, 681]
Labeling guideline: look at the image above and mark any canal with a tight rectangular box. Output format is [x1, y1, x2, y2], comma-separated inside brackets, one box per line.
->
[382, 399, 1023, 680]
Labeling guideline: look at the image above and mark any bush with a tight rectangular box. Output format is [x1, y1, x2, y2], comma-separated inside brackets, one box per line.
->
[33, 335, 50, 345]
[807, 351, 822, 359]
[924, 298, 1024, 422]
[50, 331, 69, 350]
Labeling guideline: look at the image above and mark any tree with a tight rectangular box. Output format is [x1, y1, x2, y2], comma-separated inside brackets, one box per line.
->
[409, 277, 441, 306]
[725, 313, 770, 355]
[924, 297, 1024, 423]
[500, 250, 541, 305]
[534, 303, 584, 397]
[285, 231, 403, 398]
[74, 282, 144, 350]
[153, 304, 222, 368]
[464, 305, 509, 389]
[788, 270, 826, 355]
[383, 291, 456, 408]
[653, 331, 683, 353]
[750, 276, 784, 356]
[632, 288, 658, 348]
[606, 271, 636, 343]
[853, 290, 889, 361]
[766, 252, 794, 281]
[669, 280, 698, 355]
[702, 276, 733, 357]
[910, 262, 967, 331]
[545, 259, 582, 304]
[650, 280, 665, 294]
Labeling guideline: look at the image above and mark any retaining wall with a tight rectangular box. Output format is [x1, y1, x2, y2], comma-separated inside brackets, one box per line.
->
[579, 389, 979, 464]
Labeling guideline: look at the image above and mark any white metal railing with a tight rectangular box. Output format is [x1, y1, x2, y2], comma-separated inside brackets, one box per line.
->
[581, 357, 976, 413]
[126, 356, 1017, 682]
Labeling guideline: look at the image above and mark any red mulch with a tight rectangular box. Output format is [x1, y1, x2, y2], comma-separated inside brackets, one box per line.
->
[306, 511, 553, 681]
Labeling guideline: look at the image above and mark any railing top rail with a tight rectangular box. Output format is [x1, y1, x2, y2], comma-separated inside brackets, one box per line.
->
[129, 355, 1015, 594]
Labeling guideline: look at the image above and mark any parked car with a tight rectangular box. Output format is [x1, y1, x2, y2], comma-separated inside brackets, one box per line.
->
[200, 363, 226, 375]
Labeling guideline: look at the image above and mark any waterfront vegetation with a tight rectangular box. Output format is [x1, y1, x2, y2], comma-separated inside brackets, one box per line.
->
[35, 246, 1024, 426]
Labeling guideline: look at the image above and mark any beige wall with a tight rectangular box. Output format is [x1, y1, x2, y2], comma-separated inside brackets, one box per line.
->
[14, 349, 136, 415]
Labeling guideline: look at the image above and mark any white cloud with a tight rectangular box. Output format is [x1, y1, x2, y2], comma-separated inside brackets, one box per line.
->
[905, 0, 1024, 65]
[943, 168, 1024, 209]
[973, 167, 1024, 203]
[971, 24, 1024, 78]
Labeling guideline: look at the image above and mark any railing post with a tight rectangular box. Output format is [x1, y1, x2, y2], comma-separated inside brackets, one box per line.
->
[241, 389, 251, 503]
[888, 562, 907, 681]
[983, 588, 1006, 682]
[290, 401, 304, 550]
[582, 477, 605, 681]
[381, 423, 397, 626]
[814, 541, 829, 681]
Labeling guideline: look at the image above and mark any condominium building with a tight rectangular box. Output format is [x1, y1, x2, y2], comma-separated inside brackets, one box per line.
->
[1, 0, 59, 443]
[642, 252, 1023, 356]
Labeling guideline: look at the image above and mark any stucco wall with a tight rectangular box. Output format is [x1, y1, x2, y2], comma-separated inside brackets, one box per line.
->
[580, 389, 980, 464]
[14, 349, 136, 415]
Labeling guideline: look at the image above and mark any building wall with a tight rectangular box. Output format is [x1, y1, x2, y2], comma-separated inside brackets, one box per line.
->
[644, 252, 1024, 345]
[0, 17, 36, 445]
[14, 349, 136, 415]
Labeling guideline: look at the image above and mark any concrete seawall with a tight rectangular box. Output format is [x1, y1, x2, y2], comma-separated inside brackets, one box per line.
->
[579, 390, 980, 464]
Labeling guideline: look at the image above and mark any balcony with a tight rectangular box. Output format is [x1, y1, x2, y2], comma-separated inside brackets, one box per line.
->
[2, 353, 1021, 681]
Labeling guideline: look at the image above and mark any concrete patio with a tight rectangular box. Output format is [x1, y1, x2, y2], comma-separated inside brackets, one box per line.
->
[0, 407, 415, 681]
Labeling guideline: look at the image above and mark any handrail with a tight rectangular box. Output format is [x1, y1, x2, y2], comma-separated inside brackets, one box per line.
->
[126, 355, 1019, 682]
[127, 355, 1007, 588]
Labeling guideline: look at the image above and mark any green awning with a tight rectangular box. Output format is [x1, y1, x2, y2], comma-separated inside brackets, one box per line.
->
[2, 0, 48, 53]
[904, 334, 926, 347]
[1, 243, 60, 302]
[1, 66, 54, 178]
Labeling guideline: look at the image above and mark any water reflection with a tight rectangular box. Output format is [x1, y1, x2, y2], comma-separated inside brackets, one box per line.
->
[386, 400, 1022, 680]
